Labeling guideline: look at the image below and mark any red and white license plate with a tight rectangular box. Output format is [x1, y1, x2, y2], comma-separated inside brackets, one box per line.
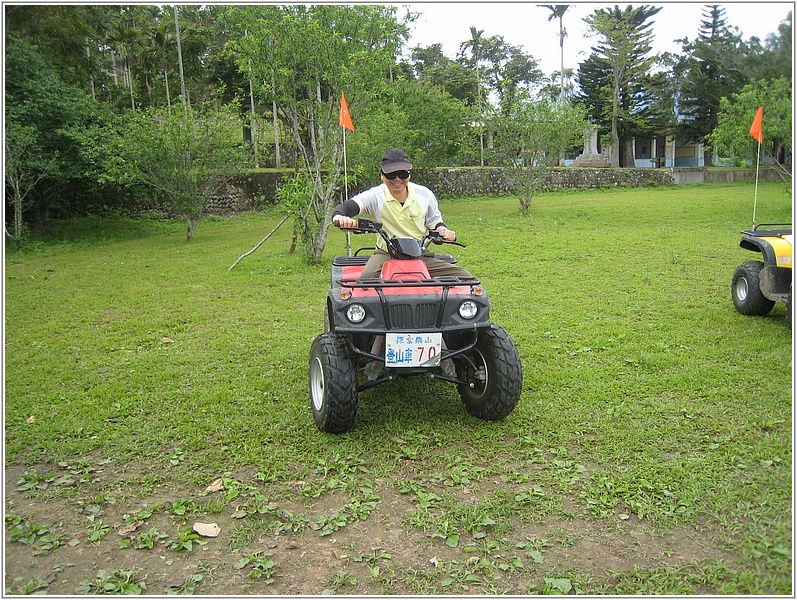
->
[385, 332, 442, 368]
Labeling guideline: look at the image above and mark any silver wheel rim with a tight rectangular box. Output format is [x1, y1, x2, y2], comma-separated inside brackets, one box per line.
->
[467, 349, 489, 400]
[735, 277, 749, 302]
[310, 356, 325, 411]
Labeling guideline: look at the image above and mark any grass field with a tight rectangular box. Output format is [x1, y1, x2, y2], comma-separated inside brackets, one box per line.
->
[4, 181, 792, 594]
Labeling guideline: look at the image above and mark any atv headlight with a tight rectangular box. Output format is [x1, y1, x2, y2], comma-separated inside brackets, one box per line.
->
[346, 304, 366, 323]
[458, 300, 478, 319]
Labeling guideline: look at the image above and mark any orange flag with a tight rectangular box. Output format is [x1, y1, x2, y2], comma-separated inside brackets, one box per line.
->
[339, 91, 354, 131]
[749, 106, 763, 143]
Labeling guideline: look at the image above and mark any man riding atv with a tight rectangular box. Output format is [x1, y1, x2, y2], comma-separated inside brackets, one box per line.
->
[309, 148, 522, 433]
[332, 148, 471, 280]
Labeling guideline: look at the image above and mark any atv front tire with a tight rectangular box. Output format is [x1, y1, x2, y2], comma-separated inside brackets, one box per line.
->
[309, 333, 358, 433]
[731, 260, 776, 316]
[457, 324, 522, 421]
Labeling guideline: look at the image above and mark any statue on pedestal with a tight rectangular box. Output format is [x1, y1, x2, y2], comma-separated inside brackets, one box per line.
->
[572, 126, 609, 167]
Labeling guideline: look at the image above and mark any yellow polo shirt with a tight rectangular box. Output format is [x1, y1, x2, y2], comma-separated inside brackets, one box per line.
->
[352, 182, 444, 252]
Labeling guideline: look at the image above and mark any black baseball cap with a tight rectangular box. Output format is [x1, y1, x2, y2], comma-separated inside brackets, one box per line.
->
[381, 148, 412, 173]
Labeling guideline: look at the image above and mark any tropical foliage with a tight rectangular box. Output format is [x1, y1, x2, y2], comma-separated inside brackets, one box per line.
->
[4, 4, 792, 249]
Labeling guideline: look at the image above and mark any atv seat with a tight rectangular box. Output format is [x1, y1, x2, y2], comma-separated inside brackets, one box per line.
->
[332, 256, 370, 267]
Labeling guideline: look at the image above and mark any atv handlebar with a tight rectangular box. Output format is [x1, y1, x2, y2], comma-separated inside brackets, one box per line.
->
[336, 217, 465, 254]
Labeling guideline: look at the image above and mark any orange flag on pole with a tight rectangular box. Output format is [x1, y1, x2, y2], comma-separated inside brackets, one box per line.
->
[339, 91, 354, 131]
[749, 106, 763, 143]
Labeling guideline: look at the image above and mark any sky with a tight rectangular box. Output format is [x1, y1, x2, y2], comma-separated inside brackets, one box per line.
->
[401, 2, 793, 78]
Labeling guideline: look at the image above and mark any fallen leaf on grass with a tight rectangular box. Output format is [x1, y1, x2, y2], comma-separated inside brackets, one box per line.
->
[25, 416, 35, 424]
[193, 522, 221, 537]
[206, 478, 224, 492]
[117, 521, 144, 536]
[162, 337, 175, 344]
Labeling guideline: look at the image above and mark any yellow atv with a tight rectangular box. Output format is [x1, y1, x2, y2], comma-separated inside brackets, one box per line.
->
[731, 223, 792, 328]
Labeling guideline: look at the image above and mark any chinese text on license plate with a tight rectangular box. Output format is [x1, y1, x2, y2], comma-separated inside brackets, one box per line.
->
[385, 332, 442, 368]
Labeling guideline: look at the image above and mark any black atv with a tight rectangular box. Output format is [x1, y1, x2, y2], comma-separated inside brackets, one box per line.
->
[308, 218, 522, 433]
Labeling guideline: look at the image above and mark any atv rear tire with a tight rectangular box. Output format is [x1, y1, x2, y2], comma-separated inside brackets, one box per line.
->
[457, 324, 522, 421]
[731, 260, 775, 316]
[309, 333, 358, 433]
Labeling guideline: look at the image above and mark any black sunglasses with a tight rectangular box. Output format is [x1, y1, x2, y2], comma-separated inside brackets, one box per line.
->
[382, 170, 410, 180]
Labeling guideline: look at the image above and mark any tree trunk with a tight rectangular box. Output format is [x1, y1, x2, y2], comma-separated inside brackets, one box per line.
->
[174, 6, 188, 110]
[127, 63, 135, 111]
[7, 181, 24, 247]
[610, 85, 621, 168]
[185, 215, 199, 242]
[163, 67, 171, 113]
[623, 138, 635, 168]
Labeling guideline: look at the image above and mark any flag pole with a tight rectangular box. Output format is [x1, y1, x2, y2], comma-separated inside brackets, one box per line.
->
[343, 126, 351, 256]
[339, 91, 354, 256]
[749, 106, 764, 227]
[752, 136, 761, 227]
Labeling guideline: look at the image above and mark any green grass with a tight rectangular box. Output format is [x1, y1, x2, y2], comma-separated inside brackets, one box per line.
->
[4, 181, 792, 595]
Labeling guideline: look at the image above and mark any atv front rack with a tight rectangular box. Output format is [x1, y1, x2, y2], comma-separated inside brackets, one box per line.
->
[337, 275, 480, 289]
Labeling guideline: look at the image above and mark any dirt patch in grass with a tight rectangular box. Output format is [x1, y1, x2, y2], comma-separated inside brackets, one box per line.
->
[5, 461, 736, 595]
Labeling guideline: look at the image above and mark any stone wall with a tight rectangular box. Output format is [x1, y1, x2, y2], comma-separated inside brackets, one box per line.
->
[206, 173, 287, 213]
[207, 166, 782, 213]
[412, 167, 675, 198]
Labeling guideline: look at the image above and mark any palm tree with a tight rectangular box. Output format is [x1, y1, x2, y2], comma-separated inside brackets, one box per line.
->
[460, 26, 485, 166]
[173, 5, 188, 111]
[152, 21, 173, 112]
[538, 5, 570, 103]
[107, 19, 139, 110]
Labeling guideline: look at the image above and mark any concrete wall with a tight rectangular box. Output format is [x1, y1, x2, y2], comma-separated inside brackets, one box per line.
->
[671, 167, 782, 185]
[208, 167, 783, 213]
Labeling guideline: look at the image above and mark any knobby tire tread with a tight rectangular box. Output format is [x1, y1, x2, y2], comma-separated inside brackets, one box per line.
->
[460, 324, 522, 421]
[732, 260, 776, 316]
[311, 334, 358, 433]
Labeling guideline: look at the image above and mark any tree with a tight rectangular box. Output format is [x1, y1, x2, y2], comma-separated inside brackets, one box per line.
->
[459, 27, 487, 166]
[481, 36, 544, 115]
[4, 5, 114, 95]
[5, 120, 56, 246]
[98, 105, 249, 241]
[494, 99, 588, 214]
[672, 5, 749, 165]
[346, 78, 477, 170]
[229, 4, 410, 263]
[4, 35, 101, 229]
[584, 5, 661, 167]
[744, 10, 793, 83]
[575, 52, 612, 127]
[407, 44, 477, 104]
[708, 78, 792, 180]
[538, 5, 571, 103]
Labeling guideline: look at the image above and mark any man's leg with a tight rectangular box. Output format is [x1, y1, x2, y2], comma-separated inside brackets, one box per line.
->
[360, 250, 390, 279]
[423, 255, 473, 279]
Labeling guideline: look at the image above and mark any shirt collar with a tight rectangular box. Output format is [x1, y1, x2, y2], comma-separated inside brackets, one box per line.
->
[383, 182, 413, 204]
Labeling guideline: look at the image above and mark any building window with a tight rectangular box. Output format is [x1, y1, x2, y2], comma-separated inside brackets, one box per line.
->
[635, 138, 652, 159]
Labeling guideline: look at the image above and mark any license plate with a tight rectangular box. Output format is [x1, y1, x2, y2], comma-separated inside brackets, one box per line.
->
[385, 332, 442, 368]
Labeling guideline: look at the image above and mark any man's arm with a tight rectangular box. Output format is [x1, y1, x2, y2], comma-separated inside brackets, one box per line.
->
[417, 185, 456, 241]
[332, 199, 361, 225]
